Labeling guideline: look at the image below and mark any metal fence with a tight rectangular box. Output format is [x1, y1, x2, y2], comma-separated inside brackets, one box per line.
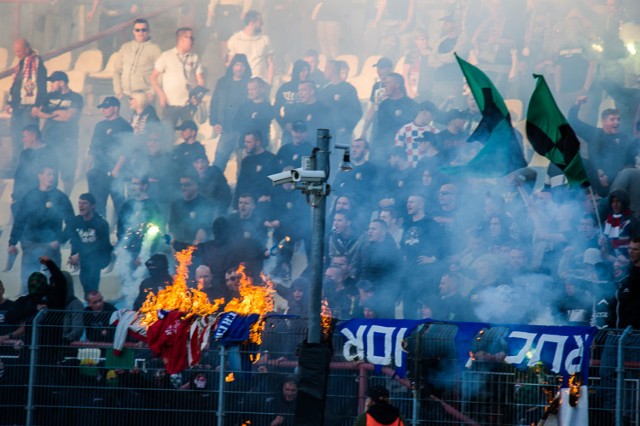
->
[2, 310, 640, 425]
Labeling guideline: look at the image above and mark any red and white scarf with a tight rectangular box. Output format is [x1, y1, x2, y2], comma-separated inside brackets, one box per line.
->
[14, 53, 40, 106]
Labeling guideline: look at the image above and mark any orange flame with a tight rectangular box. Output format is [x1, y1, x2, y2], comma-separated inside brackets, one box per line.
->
[321, 298, 333, 336]
[139, 247, 224, 325]
[225, 372, 235, 382]
[223, 264, 275, 345]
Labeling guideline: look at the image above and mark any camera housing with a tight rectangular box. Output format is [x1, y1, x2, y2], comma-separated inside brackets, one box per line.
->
[268, 168, 326, 185]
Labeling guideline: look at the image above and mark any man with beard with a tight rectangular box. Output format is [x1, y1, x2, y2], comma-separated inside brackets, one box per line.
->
[62, 193, 112, 293]
[227, 10, 274, 85]
[36, 71, 83, 194]
[8, 165, 74, 291]
[234, 131, 279, 207]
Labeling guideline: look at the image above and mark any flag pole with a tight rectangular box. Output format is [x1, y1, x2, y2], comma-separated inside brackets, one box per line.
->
[587, 186, 604, 237]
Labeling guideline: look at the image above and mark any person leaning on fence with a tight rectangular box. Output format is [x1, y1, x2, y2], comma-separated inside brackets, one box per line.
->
[354, 385, 406, 426]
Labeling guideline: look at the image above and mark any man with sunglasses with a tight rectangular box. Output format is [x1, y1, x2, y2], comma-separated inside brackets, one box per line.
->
[152, 27, 205, 134]
[113, 18, 161, 105]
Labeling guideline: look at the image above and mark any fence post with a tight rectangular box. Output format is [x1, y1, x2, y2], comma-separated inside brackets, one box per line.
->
[25, 308, 47, 426]
[411, 325, 427, 426]
[217, 345, 226, 426]
[616, 326, 633, 426]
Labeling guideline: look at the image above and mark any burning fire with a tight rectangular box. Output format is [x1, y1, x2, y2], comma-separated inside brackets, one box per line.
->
[569, 373, 582, 407]
[225, 373, 235, 382]
[139, 247, 224, 325]
[223, 264, 275, 345]
[321, 298, 333, 336]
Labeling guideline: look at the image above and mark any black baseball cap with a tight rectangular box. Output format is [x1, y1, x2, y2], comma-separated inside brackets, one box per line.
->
[291, 120, 308, 132]
[48, 71, 69, 83]
[176, 120, 198, 132]
[97, 96, 120, 109]
[373, 57, 393, 69]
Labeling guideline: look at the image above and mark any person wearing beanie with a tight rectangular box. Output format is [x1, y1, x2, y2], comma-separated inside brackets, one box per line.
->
[3, 257, 67, 354]
[353, 385, 406, 426]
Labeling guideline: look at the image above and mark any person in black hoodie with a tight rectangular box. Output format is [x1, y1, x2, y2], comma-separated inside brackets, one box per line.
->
[210, 53, 252, 174]
[4, 257, 67, 362]
[274, 60, 310, 142]
[133, 253, 173, 310]
[354, 385, 406, 426]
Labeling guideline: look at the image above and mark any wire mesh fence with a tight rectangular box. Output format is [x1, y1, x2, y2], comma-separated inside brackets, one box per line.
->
[2, 310, 640, 425]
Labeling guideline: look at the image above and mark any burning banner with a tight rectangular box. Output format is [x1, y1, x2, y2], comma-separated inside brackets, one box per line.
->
[138, 249, 276, 374]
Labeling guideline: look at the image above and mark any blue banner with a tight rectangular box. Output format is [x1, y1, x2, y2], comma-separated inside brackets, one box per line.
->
[337, 319, 597, 382]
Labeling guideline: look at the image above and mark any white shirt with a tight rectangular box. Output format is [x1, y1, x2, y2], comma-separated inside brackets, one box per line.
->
[227, 31, 273, 82]
[154, 48, 203, 106]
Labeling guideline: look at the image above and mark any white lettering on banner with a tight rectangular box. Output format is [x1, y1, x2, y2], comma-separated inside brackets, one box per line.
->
[504, 331, 589, 374]
[341, 325, 409, 369]
[528, 334, 568, 373]
[564, 335, 587, 375]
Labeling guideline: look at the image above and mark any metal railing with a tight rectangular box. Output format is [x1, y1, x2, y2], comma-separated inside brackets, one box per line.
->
[2, 311, 640, 425]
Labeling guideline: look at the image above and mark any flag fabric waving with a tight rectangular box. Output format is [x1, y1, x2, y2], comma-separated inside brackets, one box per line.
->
[441, 55, 526, 177]
[526, 74, 589, 187]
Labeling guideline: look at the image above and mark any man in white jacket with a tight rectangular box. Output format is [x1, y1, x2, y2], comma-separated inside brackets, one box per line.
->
[113, 19, 161, 107]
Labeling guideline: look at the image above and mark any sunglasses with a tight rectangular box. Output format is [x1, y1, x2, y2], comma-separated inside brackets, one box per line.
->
[134, 28, 149, 33]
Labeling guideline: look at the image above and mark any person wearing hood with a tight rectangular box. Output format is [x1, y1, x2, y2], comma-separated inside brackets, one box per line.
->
[62, 271, 84, 344]
[274, 60, 310, 135]
[354, 385, 406, 426]
[600, 189, 640, 259]
[275, 277, 309, 317]
[133, 253, 172, 310]
[3, 257, 67, 360]
[210, 53, 252, 173]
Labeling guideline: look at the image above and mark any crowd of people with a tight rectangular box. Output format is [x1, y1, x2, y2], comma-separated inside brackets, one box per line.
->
[1, 1, 640, 423]
[3, 0, 640, 329]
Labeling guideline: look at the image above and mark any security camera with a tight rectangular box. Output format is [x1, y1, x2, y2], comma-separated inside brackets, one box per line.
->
[291, 168, 326, 183]
[268, 170, 294, 186]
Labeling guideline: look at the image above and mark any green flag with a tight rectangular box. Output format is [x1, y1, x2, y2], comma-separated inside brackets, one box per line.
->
[441, 118, 525, 177]
[441, 55, 526, 177]
[526, 74, 589, 187]
[455, 53, 510, 124]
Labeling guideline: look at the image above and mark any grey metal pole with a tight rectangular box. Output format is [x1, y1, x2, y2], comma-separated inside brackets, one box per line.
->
[26, 309, 47, 426]
[217, 345, 226, 426]
[616, 326, 633, 426]
[308, 129, 330, 344]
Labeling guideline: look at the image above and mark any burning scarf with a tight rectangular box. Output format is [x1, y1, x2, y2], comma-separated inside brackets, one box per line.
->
[15, 53, 40, 106]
